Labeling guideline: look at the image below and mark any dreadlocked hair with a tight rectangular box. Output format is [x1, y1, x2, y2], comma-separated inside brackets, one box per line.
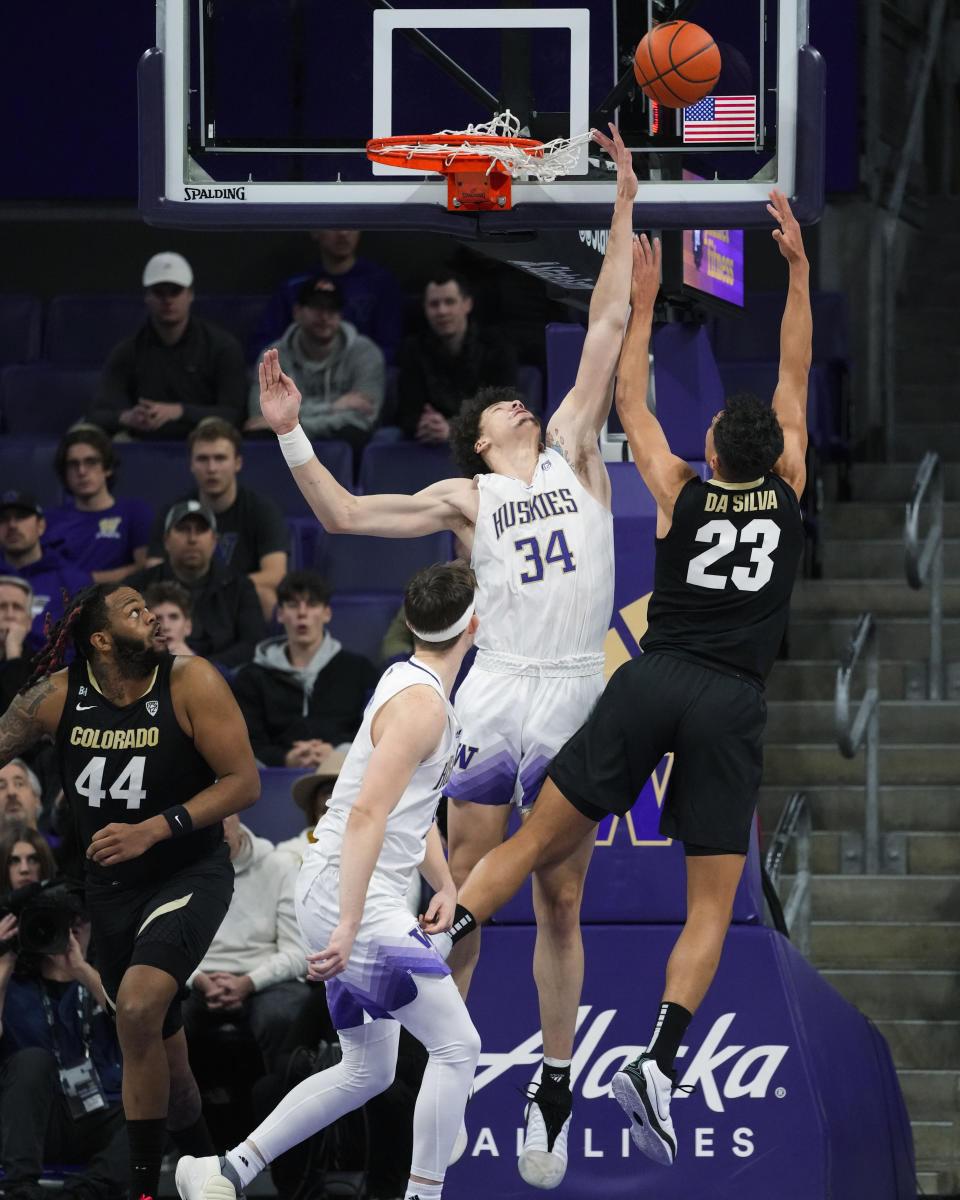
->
[19, 583, 123, 694]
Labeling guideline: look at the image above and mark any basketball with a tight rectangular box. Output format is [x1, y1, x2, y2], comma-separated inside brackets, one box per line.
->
[633, 20, 721, 108]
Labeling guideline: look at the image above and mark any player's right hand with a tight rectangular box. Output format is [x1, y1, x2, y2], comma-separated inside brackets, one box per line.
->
[306, 923, 356, 981]
[259, 348, 303, 435]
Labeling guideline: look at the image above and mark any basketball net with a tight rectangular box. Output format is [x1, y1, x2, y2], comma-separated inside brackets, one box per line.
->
[366, 110, 594, 210]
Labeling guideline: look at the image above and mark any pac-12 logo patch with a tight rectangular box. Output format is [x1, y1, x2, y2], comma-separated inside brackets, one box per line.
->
[146, 700, 159, 716]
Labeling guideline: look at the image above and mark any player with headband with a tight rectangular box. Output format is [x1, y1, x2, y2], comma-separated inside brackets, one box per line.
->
[176, 559, 481, 1200]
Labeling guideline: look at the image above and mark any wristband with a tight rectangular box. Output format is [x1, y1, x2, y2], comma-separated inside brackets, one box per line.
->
[163, 805, 194, 839]
[449, 903, 477, 946]
[277, 424, 313, 468]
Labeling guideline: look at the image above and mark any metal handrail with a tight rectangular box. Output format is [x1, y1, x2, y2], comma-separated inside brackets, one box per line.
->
[764, 791, 812, 957]
[905, 451, 944, 699]
[835, 613, 881, 873]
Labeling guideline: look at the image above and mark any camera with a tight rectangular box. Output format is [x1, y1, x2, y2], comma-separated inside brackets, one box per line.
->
[0, 879, 85, 956]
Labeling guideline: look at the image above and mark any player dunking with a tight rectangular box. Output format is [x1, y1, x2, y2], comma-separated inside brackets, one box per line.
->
[439, 190, 811, 1167]
[0, 584, 260, 1200]
[175, 560, 481, 1200]
[256, 125, 637, 1188]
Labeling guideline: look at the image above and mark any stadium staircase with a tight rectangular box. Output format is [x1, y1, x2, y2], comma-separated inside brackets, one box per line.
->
[763, 197, 960, 1196]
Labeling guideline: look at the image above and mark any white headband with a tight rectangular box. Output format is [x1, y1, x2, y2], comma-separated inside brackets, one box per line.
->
[408, 599, 476, 643]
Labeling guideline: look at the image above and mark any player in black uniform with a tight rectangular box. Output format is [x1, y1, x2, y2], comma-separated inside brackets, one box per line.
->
[434, 190, 811, 1167]
[0, 583, 261, 1199]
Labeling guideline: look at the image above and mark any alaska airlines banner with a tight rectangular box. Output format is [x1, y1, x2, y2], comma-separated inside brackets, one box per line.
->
[449, 926, 914, 1199]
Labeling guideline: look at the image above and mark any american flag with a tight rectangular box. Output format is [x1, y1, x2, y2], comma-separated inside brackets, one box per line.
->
[682, 96, 757, 143]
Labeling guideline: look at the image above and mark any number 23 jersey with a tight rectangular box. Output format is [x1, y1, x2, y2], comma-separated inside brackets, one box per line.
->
[56, 654, 222, 886]
[641, 473, 804, 686]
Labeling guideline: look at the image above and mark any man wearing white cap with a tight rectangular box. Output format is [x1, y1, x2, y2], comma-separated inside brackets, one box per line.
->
[89, 251, 247, 440]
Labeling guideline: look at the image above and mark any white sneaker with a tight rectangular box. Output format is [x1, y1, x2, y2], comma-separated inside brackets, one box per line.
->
[174, 1156, 237, 1200]
[610, 1054, 678, 1165]
[518, 1090, 571, 1188]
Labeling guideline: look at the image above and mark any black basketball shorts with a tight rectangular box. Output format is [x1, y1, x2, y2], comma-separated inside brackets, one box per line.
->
[85, 840, 234, 1039]
[547, 651, 766, 855]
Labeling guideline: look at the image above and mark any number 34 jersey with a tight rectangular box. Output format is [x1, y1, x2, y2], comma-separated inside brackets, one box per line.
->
[471, 449, 615, 660]
[641, 473, 804, 687]
[56, 654, 221, 886]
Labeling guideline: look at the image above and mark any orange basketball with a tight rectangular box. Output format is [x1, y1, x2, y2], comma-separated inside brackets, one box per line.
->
[633, 20, 721, 108]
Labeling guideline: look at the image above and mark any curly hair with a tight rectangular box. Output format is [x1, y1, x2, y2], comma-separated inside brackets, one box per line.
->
[448, 386, 537, 478]
[19, 583, 124, 694]
[713, 393, 785, 482]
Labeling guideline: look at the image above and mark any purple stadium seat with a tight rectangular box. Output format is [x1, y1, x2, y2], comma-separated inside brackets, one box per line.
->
[109, 441, 195, 507]
[43, 294, 144, 367]
[320, 530, 453, 592]
[651, 323, 725, 458]
[716, 360, 837, 450]
[0, 365, 99, 435]
[0, 296, 42, 366]
[239, 438, 353, 513]
[246, 769, 305, 844]
[192, 294, 270, 350]
[327, 590, 403, 661]
[0, 437, 62, 508]
[356, 441, 457, 496]
[516, 363, 544, 415]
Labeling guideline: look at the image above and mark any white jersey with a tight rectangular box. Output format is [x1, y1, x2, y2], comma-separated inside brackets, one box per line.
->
[471, 448, 615, 661]
[308, 657, 460, 902]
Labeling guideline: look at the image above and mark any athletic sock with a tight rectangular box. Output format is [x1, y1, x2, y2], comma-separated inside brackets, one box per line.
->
[645, 1001, 692, 1076]
[404, 1181, 442, 1200]
[541, 1057, 571, 1091]
[167, 1113, 217, 1158]
[126, 1116, 167, 1200]
[224, 1143, 267, 1191]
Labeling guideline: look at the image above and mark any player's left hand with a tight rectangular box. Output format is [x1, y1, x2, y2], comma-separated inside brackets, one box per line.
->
[306, 923, 356, 981]
[592, 123, 638, 203]
[419, 882, 456, 934]
[86, 821, 160, 866]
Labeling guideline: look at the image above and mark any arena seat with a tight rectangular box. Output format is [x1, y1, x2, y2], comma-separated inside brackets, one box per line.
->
[0, 364, 98, 434]
[716, 360, 837, 451]
[327, 590, 403, 662]
[0, 295, 42, 366]
[240, 438, 353, 511]
[356, 441, 457, 496]
[192, 293, 270, 349]
[516, 363, 544, 415]
[43, 294, 143, 366]
[0, 437, 62, 508]
[109, 441, 195, 506]
[246, 768, 305, 844]
[320, 530, 453, 593]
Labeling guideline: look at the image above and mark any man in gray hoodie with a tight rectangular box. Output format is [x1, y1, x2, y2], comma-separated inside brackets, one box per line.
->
[244, 278, 385, 454]
[231, 570, 379, 767]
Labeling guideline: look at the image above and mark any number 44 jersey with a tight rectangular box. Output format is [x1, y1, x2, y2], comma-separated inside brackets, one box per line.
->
[56, 654, 222, 886]
[471, 449, 615, 660]
[641, 473, 805, 687]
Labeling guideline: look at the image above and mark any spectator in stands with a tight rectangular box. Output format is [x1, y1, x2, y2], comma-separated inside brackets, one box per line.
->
[3, 827, 55, 890]
[0, 494, 92, 647]
[146, 418, 288, 620]
[142, 581, 195, 657]
[0, 862, 127, 1200]
[0, 577, 35, 709]
[275, 749, 346, 865]
[128, 500, 266, 669]
[396, 270, 518, 443]
[0, 761, 44, 841]
[244, 278, 385, 456]
[42, 427, 152, 584]
[182, 814, 306, 1073]
[89, 252, 247, 440]
[232, 569, 377, 768]
[249, 229, 404, 365]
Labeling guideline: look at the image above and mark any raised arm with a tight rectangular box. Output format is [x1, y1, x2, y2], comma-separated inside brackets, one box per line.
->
[767, 190, 811, 500]
[615, 235, 695, 533]
[307, 685, 447, 981]
[258, 348, 475, 539]
[547, 124, 638, 465]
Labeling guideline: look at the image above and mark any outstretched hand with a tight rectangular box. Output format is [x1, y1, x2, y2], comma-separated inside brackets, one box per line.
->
[259, 348, 303, 435]
[592, 123, 638, 203]
[767, 189, 806, 265]
[630, 233, 661, 313]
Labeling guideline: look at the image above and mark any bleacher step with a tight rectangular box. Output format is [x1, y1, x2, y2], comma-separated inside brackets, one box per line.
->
[809, 921, 960, 970]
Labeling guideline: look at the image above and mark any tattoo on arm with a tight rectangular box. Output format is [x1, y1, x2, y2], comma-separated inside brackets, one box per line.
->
[545, 428, 575, 468]
[0, 677, 56, 765]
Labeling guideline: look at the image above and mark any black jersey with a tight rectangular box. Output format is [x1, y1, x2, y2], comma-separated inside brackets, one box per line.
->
[640, 473, 804, 686]
[55, 654, 222, 887]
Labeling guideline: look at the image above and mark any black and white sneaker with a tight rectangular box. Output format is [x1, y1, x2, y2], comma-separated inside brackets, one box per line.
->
[610, 1054, 679, 1166]
[518, 1083, 572, 1189]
